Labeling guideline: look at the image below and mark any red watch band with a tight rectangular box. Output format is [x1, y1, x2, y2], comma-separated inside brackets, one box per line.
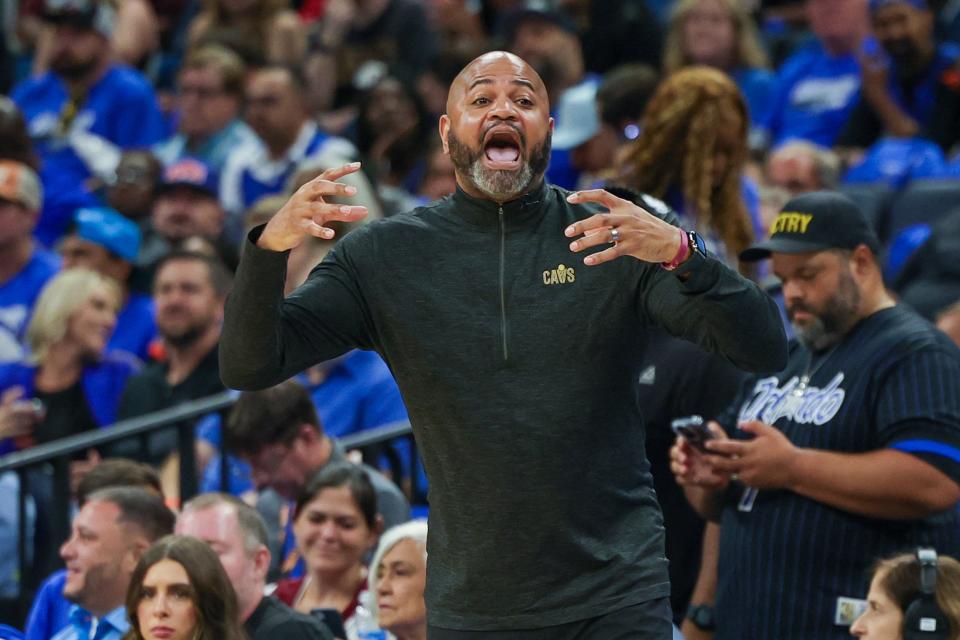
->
[661, 227, 690, 271]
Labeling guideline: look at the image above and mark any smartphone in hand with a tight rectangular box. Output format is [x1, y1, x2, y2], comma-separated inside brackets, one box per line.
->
[670, 415, 715, 453]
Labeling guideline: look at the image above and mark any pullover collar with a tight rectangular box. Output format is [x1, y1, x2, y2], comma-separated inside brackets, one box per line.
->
[450, 180, 549, 230]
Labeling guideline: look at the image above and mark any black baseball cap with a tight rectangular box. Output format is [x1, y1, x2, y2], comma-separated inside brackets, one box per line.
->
[740, 191, 881, 262]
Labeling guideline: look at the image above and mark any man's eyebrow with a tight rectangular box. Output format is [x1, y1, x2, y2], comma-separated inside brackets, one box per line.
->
[467, 78, 537, 92]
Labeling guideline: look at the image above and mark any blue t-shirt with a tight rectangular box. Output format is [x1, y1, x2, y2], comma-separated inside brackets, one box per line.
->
[0, 248, 60, 364]
[153, 119, 258, 174]
[24, 570, 69, 640]
[765, 40, 865, 147]
[12, 65, 166, 246]
[890, 43, 960, 124]
[732, 67, 778, 132]
[108, 292, 156, 361]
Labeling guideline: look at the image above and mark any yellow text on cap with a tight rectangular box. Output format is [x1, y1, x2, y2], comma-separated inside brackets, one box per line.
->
[771, 212, 813, 234]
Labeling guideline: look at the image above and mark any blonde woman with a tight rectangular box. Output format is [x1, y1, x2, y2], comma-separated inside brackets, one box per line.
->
[0, 268, 139, 454]
[663, 0, 776, 138]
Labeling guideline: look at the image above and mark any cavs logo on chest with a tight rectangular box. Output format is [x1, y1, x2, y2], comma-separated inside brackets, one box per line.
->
[542, 264, 576, 285]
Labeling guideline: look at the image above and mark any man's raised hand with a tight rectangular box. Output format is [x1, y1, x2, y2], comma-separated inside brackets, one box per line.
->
[257, 162, 369, 252]
[564, 189, 683, 266]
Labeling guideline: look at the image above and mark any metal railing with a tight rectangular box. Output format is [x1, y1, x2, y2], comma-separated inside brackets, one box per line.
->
[0, 391, 415, 624]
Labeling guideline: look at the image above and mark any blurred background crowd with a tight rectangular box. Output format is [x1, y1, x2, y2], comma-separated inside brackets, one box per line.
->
[2, 0, 960, 638]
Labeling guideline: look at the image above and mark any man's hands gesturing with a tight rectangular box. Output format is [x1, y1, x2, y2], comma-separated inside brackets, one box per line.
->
[257, 162, 369, 252]
[564, 189, 685, 266]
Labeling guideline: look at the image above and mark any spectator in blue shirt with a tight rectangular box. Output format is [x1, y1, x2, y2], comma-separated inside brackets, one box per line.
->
[0, 160, 60, 365]
[25, 460, 163, 640]
[11, 0, 166, 246]
[663, 0, 778, 147]
[763, 0, 873, 148]
[220, 66, 359, 228]
[58, 207, 157, 361]
[837, 0, 960, 151]
[50, 487, 174, 640]
[153, 45, 258, 174]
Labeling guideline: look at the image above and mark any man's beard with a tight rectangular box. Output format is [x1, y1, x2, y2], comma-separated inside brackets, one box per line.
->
[884, 39, 925, 76]
[51, 55, 99, 81]
[447, 128, 551, 202]
[160, 317, 211, 349]
[789, 266, 861, 352]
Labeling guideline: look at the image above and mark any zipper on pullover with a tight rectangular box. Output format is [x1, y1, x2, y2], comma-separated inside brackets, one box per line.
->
[498, 205, 508, 361]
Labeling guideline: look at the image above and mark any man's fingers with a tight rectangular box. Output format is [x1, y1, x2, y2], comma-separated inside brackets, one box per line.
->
[706, 439, 745, 457]
[564, 213, 613, 238]
[569, 226, 618, 253]
[320, 205, 368, 223]
[580, 245, 621, 266]
[0, 386, 24, 406]
[317, 161, 362, 183]
[304, 179, 359, 200]
[566, 189, 623, 210]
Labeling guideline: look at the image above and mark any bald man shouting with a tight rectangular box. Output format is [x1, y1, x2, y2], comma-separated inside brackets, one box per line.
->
[220, 52, 787, 639]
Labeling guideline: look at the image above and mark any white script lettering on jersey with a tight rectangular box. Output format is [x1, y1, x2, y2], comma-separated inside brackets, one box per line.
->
[738, 373, 846, 426]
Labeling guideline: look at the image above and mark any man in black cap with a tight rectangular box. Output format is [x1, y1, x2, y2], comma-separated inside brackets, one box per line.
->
[672, 191, 960, 640]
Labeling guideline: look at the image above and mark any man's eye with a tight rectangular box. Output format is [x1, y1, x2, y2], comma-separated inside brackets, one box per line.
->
[473, 97, 490, 105]
[517, 98, 533, 106]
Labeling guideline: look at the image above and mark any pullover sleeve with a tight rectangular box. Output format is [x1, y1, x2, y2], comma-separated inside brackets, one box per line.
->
[220, 226, 375, 390]
[637, 252, 788, 374]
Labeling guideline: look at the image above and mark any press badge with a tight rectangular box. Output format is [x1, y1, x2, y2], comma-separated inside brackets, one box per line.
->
[835, 597, 867, 626]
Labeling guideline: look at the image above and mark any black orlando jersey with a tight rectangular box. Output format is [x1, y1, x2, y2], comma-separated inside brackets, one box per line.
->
[714, 305, 960, 640]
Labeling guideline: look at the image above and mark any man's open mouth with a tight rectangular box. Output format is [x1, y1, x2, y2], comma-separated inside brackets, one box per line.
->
[483, 128, 523, 169]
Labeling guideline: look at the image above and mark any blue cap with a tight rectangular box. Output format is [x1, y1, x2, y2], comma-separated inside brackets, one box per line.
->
[869, 0, 928, 12]
[159, 158, 219, 198]
[73, 206, 141, 262]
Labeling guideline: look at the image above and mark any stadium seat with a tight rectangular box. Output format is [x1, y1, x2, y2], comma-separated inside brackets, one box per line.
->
[836, 182, 895, 240]
[886, 179, 960, 243]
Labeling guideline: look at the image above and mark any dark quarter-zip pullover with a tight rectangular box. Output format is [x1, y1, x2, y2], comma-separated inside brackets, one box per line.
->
[221, 181, 788, 631]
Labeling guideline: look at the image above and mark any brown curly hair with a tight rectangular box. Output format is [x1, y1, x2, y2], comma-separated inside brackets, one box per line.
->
[616, 66, 754, 268]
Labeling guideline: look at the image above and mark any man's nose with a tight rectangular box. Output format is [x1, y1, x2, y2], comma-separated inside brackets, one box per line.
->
[59, 536, 75, 561]
[488, 96, 519, 120]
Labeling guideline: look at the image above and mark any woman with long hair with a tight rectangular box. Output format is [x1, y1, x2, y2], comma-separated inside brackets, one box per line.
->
[662, 0, 775, 139]
[614, 66, 760, 274]
[274, 462, 382, 639]
[124, 535, 247, 640]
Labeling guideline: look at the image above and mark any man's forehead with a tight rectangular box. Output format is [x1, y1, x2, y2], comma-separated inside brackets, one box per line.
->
[78, 500, 120, 529]
[451, 53, 547, 100]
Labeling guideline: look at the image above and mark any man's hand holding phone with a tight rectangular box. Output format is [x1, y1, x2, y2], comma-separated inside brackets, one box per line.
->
[670, 417, 735, 491]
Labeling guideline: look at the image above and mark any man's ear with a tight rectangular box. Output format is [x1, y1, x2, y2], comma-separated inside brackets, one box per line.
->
[298, 423, 319, 444]
[124, 537, 150, 573]
[252, 545, 271, 581]
[850, 244, 877, 279]
[549, 116, 555, 133]
[439, 115, 450, 154]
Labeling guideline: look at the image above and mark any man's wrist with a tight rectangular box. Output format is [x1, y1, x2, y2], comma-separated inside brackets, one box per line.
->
[685, 603, 716, 630]
[661, 227, 690, 270]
